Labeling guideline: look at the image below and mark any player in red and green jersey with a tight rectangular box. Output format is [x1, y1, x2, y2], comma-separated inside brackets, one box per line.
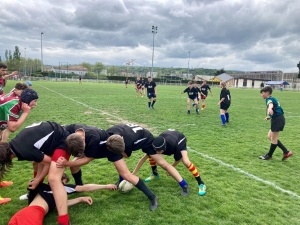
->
[0, 63, 18, 95]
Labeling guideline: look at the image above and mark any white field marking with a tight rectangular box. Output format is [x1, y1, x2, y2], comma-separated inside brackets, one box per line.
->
[234, 104, 300, 115]
[187, 147, 300, 199]
[39, 84, 300, 199]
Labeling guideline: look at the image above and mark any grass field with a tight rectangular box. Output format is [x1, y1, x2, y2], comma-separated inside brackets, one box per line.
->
[1, 81, 300, 225]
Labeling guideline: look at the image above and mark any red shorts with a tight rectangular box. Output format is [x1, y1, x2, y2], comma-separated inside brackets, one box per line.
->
[201, 95, 207, 100]
[8, 206, 46, 225]
[51, 149, 70, 162]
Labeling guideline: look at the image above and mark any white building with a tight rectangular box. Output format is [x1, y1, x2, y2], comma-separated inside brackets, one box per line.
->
[50, 66, 87, 76]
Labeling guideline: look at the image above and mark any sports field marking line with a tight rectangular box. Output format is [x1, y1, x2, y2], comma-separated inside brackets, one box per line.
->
[38, 84, 300, 200]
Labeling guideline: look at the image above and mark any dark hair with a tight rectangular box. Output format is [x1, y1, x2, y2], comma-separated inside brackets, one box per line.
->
[61, 173, 70, 183]
[65, 133, 85, 157]
[106, 135, 125, 154]
[0, 143, 13, 182]
[148, 76, 151, 78]
[152, 136, 166, 152]
[0, 63, 7, 69]
[188, 81, 192, 85]
[15, 82, 28, 90]
[260, 86, 273, 94]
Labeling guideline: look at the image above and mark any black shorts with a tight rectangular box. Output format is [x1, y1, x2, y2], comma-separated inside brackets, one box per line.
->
[271, 115, 285, 132]
[220, 102, 230, 110]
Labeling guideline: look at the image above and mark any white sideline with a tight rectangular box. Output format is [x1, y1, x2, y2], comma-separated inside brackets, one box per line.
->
[38, 84, 300, 200]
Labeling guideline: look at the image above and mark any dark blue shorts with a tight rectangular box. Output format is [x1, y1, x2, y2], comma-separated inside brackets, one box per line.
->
[148, 92, 156, 99]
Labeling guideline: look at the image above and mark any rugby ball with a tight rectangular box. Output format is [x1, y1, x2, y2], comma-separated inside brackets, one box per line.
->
[118, 180, 134, 193]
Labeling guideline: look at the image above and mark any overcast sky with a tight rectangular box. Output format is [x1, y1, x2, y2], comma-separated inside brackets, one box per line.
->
[1, 0, 300, 72]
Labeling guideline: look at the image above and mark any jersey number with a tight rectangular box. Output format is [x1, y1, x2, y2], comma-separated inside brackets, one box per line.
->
[126, 124, 143, 133]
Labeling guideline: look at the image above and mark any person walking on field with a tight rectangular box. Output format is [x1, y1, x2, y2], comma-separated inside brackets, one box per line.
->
[258, 86, 293, 161]
[199, 80, 213, 110]
[218, 82, 231, 126]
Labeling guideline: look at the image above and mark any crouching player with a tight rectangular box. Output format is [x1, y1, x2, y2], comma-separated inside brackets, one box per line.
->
[8, 173, 117, 225]
[133, 129, 207, 196]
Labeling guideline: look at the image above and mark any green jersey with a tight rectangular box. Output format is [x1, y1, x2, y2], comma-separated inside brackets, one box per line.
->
[0, 95, 22, 130]
[266, 96, 283, 118]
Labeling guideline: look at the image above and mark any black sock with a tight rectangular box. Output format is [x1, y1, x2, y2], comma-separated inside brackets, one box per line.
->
[277, 140, 289, 154]
[151, 100, 156, 106]
[267, 143, 277, 157]
[135, 178, 155, 200]
[196, 176, 204, 186]
[72, 170, 83, 185]
[148, 102, 151, 107]
[152, 166, 158, 176]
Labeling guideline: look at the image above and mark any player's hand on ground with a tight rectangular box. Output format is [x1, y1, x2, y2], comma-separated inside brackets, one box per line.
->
[105, 184, 118, 190]
[28, 179, 39, 190]
[21, 103, 31, 113]
[56, 156, 67, 168]
[81, 197, 93, 205]
[265, 116, 271, 121]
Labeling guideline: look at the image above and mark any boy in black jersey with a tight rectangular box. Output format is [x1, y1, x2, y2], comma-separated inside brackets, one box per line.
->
[181, 81, 200, 114]
[217, 82, 231, 126]
[57, 123, 158, 211]
[144, 76, 157, 109]
[8, 174, 116, 225]
[200, 80, 213, 110]
[0, 121, 85, 225]
[133, 129, 207, 196]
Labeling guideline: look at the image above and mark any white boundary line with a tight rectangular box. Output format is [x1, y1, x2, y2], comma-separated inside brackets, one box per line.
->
[39, 84, 300, 200]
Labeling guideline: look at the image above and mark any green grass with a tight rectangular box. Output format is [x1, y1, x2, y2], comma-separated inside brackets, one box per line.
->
[1, 81, 300, 225]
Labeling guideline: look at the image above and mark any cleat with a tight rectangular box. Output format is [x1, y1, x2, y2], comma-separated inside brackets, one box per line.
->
[19, 193, 29, 200]
[181, 185, 189, 196]
[198, 184, 207, 196]
[149, 196, 158, 211]
[0, 196, 11, 205]
[145, 174, 160, 182]
[221, 124, 226, 126]
[187, 111, 190, 114]
[196, 109, 199, 114]
[0, 181, 13, 188]
[259, 154, 272, 160]
[282, 151, 293, 161]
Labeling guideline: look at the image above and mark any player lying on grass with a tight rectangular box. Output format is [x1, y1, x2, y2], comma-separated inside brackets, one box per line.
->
[105, 124, 194, 196]
[0, 121, 85, 225]
[56, 124, 158, 211]
[8, 173, 117, 225]
[258, 86, 293, 161]
[132, 129, 207, 196]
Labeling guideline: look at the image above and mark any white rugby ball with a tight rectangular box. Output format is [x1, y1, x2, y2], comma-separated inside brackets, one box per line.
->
[118, 180, 134, 193]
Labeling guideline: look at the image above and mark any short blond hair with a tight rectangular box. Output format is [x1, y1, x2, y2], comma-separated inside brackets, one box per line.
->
[220, 82, 227, 89]
[106, 135, 125, 154]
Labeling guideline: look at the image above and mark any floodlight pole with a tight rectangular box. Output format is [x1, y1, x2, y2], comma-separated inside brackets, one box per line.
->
[41, 32, 44, 72]
[24, 47, 27, 76]
[188, 51, 190, 79]
[151, 26, 157, 78]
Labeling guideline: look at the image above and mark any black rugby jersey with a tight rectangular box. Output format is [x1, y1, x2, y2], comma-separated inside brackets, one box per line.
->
[146, 129, 186, 161]
[64, 124, 109, 159]
[220, 88, 231, 105]
[200, 84, 211, 96]
[144, 81, 156, 93]
[10, 121, 69, 162]
[106, 124, 154, 157]
[28, 183, 77, 214]
[183, 87, 198, 99]
[135, 80, 142, 88]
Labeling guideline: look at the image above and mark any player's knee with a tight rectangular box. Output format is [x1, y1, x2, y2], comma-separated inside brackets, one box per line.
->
[157, 161, 169, 170]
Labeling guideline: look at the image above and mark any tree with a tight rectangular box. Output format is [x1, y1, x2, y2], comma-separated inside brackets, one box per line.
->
[80, 62, 92, 72]
[0, 56, 2, 62]
[93, 62, 104, 75]
[215, 68, 226, 76]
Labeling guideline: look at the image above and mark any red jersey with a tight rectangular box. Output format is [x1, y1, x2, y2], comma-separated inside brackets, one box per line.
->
[0, 78, 7, 95]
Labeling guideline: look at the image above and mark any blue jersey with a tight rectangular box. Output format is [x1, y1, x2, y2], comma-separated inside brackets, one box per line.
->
[266, 96, 284, 118]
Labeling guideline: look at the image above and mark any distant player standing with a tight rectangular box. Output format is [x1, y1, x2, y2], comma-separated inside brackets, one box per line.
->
[144, 76, 157, 109]
[79, 76, 82, 84]
[0, 63, 18, 95]
[134, 76, 143, 97]
[217, 82, 231, 126]
[200, 80, 213, 110]
[258, 86, 293, 160]
[181, 81, 200, 114]
[125, 78, 129, 88]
